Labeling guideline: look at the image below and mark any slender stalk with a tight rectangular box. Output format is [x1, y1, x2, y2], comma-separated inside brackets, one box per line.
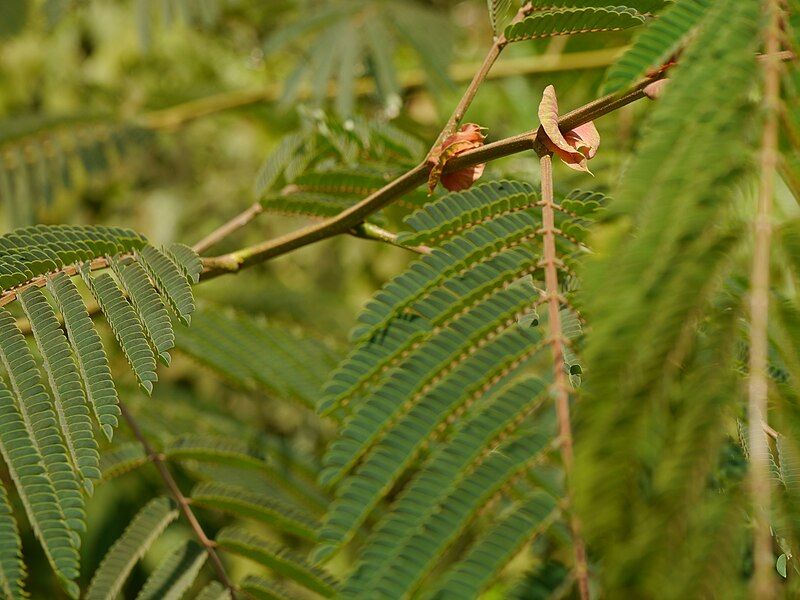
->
[429, 2, 534, 153]
[748, 0, 782, 596]
[118, 402, 238, 598]
[193, 202, 264, 254]
[538, 152, 590, 600]
[201, 79, 654, 279]
[349, 223, 431, 254]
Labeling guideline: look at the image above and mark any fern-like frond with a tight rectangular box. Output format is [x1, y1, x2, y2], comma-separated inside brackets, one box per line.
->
[360, 432, 553, 598]
[18, 288, 100, 492]
[0, 309, 86, 534]
[239, 575, 296, 600]
[134, 540, 206, 600]
[603, 0, 712, 93]
[48, 272, 120, 440]
[0, 382, 79, 598]
[340, 377, 550, 594]
[216, 527, 338, 597]
[79, 267, 159, 394]
[195, 581, 232, 600]
[419, 492, 560, 600]
[190, 481, 318, 541]
[114, 260, 175, 366]
[0, 483, 24, 600]
[0, 225, 197, 592]
[138, 244, 195, 325]
[504, 6, 646, 43]
[176, 307, 339, 409]
[85, 497, 178, 600]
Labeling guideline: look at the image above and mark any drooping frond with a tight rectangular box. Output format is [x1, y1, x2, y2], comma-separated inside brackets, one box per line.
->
[527, 0, 667, 10]
[79, 267, 159, 393]
[85, 497, 178, 600]
[113, 260, 175, 366]
[339, 378, 552, 595]
[603, 0, 713, 93]
[316, 178, 603, 600]
[262, 1, 452, 116]
[0, 381, 79, 598]
[195, 581, 232, 600]
[48, 272, 120, 440]
[164, 434, 328, 513]
[0, 117, 151, 227]
[504, 6, 646, 44]
[175, 306, 340, 409]
[18, 288, 100, 492]
[487, 0, 515, 35]
[134, 540, 206, 600]
[216, 527, 339, 597]
[239, 575, 296, 600]
[419, 492, 559, 600]
[190, 481, 319, 541]
[0, 225, 198, 593]
[0, 483, 24, 600]
[573, 0, 760, 596]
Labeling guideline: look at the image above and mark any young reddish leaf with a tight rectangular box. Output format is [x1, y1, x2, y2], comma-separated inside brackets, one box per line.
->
[537, 84, 600, 174]
[427, 123, 486, 193]
[643, 78, 670, 99]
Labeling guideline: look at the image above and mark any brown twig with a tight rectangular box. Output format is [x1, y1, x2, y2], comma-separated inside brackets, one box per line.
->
[349, 223, 431, 254]
[537, 152, 590, 600]
[748, 0, 783, 597]
[118, 402, 238, 598]
[193, 202, 264, 254]
[429, 2, 534, 154]
[201, 78, 655, 279]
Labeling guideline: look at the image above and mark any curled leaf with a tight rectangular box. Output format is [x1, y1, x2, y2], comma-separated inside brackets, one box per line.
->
[427, 123, 486, 194]
[537, 84, 600, 174]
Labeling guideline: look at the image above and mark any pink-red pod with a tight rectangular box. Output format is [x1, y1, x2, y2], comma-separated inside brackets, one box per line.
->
[427, 123, 487, 193]
[538, 84, 600, 174]
[643, 78, 670, 99]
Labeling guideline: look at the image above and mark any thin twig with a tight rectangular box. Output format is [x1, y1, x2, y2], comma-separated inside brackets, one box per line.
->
[748, 0, 783, 596]
[538, 152, 590, 600]
[193, 202, 264, 254]
[429, 2, 534, 154]
[118, 402, 239, 598]
[349, 223, 431, 254]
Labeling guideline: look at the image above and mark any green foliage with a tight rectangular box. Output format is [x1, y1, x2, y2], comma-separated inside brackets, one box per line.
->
[175, 306, 340, 409]
[216, 527, 339, 597]
[1, 0, 797, 597]
[603, 0, 713, 93]
[0, 119, 151, 227]
[85, 497, 178, 600]
[574, 0, 761, 596]
[0, 225, 197, 596]
[263, 0, 453, 116]
[134, 540, 206, 600]
[504, 6, 646, 43]
[315, 180, 604, 596]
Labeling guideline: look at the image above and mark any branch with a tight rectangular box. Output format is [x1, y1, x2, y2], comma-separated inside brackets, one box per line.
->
[429, 2, 534, 153]
[748, 0, 783, 596]
[201, 79, 655, 279]
[538, 152, 590, 600]
[118, 401, 238, 598]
